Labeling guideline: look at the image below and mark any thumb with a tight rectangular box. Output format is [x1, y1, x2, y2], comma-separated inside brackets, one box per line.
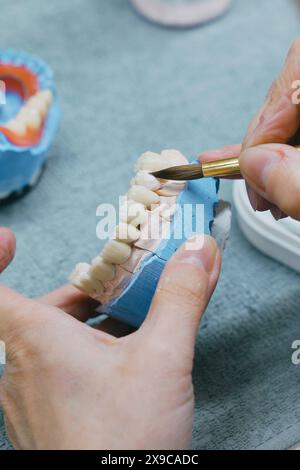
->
[0, 228, 33, 342]
[0, 228, 16, 273]
[240, 143, 300, 220]
[142, 235, 221, 362]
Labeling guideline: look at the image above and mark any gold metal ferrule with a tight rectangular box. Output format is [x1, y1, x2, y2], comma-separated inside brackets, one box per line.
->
[202, 157, 240, 178]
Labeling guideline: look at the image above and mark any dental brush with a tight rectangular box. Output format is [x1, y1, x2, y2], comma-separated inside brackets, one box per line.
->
[151, 146, 300, 181]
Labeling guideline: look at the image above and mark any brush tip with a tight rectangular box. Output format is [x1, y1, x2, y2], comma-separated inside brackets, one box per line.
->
[151, 164, 203, 181]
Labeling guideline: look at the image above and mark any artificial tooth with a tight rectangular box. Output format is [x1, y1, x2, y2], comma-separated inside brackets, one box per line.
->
[17, 107, 42, 130]
[38, 89, 53, 107]
[135, 151, 169, 172]
[161, 149, 188, 166]
[127, 185, 160, 208]
[5, 118, 27, 136]
[70, 262, 104, 294]
[90, 257, 116, 282]
[114, 223, 140, 244]
[101, 240, 132, 265]
[120, 200, 147, 226]
[27, 95, 48, 118]
[80, 275, 104, 294]
[130, 212, 148, 228]
[131, 171, 161, 191]
[160, 204, 178, 221]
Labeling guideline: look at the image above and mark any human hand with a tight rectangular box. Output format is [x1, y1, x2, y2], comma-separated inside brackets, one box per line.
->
[0, 229, 221, 450]
[0, 227, 16, 273]
[199, 38, 300, 221]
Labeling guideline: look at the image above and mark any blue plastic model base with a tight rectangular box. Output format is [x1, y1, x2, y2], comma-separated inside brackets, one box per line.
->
[0, 50, 60, 200]
[100, 175, 219, 328]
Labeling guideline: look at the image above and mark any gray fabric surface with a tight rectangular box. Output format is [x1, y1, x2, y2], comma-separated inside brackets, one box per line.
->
[0, 0, 300, 450]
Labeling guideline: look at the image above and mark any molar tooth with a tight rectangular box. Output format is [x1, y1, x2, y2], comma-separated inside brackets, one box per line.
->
[120, 200, 147, 226]
[114, 223, 140, 244]
[161, 149, 188, 166]
[101, 240, 132, 265]
[17, 107, 42, 130]
[135, 151, 168, 172]
[5, 118, 27, 136]
[38, 89, 53, 107]
[127, 185, 160, 208]
[27, 95, 48, 118]
[131, 171, 161, 191]
[90, 257, 115, 282]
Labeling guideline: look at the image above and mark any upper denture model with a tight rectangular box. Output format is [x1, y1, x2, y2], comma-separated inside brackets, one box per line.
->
[0, 50, 60, 200]
[70, 149, 221, 328]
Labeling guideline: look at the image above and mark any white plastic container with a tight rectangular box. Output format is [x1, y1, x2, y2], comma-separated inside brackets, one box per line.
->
[233, 180, 300, 273]
[129, 0, 233, 28]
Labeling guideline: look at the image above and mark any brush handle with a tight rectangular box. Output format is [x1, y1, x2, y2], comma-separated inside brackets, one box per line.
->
[202, 157, 240, 177]
[202, 145, 300, 178]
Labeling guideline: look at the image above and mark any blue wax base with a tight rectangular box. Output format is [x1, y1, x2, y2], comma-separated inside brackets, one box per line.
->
[100, 174, 219, 327]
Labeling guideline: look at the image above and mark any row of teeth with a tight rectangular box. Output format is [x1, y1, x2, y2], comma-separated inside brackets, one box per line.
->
[5, 89, 53, 136]
[70, 150, 186, 295]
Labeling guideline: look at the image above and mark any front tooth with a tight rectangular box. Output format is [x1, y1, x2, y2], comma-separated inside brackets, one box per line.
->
[127, 185, 159, 208]
[120, 201, 147, 226]
[114, 223, 140, 244]
[70, 262, 104, 294]
[5, 118, 27, 136]
[101, 240, 132, 264]
[131, 171, 161, 191]
[135, 151, 169, 172]
[90, 257, 115, 282]
[80, 274, 104, 294]
[17, 107, 42, 130]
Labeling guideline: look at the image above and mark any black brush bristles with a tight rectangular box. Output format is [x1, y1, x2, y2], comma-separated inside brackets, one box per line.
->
[151, 164, 204, 181]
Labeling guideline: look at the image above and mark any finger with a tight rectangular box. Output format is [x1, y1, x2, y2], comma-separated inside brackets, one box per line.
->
[198, 144, 242, 163]
[198, 144, 243, 179]
[38, 284, 99, 321]
[142, 235, 221, 361]
[0, 228, 16, 273]
[240, 143, 300, 220]
[0, 285, 34, 341]
[246, 184, 273, 212]
[243, 38, 300, 149]
[198, 145, 271, 208]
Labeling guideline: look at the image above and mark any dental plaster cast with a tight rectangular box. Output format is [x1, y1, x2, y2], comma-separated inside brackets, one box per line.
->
[70, 149, 230, 327]
[0, 50, 60, 200]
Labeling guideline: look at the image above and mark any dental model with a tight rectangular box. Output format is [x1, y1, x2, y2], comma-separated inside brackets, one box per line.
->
[70, 149, 230, 327]
[0, 50, 60, 200]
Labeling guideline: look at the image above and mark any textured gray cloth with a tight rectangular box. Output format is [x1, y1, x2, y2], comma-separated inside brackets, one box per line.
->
[1, 0, 300, 450]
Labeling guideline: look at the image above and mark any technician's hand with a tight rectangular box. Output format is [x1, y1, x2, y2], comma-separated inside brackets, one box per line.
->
[0, 228, 221, 450]
[199, 38, 300, 221]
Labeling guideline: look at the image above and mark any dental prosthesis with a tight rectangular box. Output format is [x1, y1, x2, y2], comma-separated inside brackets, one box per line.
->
[70, 150, 229, 328]
[0, 50, 60, 200]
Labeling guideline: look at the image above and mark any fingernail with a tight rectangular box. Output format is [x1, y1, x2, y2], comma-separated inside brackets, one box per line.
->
[271, 207, 286, 221]
[240, 145, 283, 191]
[174, 235, 218, 274]
[246, 186, 258, 211]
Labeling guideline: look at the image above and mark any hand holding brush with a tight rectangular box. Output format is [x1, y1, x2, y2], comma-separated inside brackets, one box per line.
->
[154, 39, 300, 222]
